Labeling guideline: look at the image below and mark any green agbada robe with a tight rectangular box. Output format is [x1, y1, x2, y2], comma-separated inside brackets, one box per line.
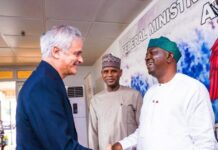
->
[88, 85, 143, 150]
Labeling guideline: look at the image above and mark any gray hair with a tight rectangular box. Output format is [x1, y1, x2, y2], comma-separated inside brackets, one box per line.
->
[40, 25, 82, 59]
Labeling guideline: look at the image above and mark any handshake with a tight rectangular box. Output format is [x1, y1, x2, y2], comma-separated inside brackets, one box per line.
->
[106, 142, 123, 150]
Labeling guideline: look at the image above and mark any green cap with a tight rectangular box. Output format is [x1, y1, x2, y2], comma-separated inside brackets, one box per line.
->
[148, 36, 181, 62]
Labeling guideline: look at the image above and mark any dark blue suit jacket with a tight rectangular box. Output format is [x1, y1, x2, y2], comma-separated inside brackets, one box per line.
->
[16, 61, 91, 150]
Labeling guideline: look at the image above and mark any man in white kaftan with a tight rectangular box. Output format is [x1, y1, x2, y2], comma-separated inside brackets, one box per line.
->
[109, 36, 217, 150]
[88, 54, 142, 150]
[120, 73, 216, 150]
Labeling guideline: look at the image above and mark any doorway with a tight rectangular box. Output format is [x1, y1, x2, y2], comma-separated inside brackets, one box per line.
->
[0, 81, 16, 150]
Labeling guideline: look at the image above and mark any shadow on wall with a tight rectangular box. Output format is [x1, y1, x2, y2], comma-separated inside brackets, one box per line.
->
[94, 77, 105, 94]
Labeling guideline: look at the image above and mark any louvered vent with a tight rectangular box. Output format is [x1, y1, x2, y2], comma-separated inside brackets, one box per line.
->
[67, 86, 83, 98]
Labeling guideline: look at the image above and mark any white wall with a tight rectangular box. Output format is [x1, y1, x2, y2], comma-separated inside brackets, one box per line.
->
[63, 66, 93, 87]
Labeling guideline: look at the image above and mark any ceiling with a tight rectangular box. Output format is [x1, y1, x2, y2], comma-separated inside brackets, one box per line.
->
[0, 0, 151, 67]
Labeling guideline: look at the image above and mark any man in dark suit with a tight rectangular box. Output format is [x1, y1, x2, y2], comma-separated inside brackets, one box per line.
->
[16, 25, 91, 150]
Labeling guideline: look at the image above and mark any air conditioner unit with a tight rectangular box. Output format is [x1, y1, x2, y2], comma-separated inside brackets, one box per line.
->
[67, 86, 84, 98]
[67, 86, 88, 147]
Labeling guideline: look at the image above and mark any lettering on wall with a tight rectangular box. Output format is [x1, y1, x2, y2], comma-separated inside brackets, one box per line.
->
[201, 0, 218, 25]
[120, 0, 218, 56]
[149, 0, 199, 35]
